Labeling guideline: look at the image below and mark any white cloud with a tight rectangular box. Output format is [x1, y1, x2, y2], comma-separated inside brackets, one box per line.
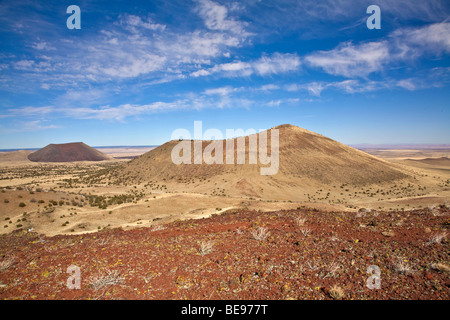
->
[257, 84, 280, 91]
[8, 106, 54, 116]
[287, 68, 450, 97]
[390, 22, 450, 59]
[179, 30, 242, 58]
[14, 59, 35, 69]
[191, 52, 301, 78]
[31, 41, 55, 51]
[396, 79, 416, 91]
[267, 98, 299, 107]
[305, 41, 389, 78]
[0, 120, 61, 133]
[240, 0, 449, 41]
[304, 82, 327, 96]
[219, 61, 251, 72]
[305, 22, 450, 78]
[195, 0, 249, 36]
[204, 86, 237, 96]
[253, 53, 301, 76]
[120, 14, 166, 32]
[67, 102, 184, 121]
[21, 120, 60, 131]
[100, 54, 167, 78]
[107, 38, 119, 45]
[1, 2, 253, 90]
[190, 69, 212, 77]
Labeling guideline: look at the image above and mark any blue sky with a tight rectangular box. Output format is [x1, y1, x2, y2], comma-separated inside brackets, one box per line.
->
[0, 0, 449, 148]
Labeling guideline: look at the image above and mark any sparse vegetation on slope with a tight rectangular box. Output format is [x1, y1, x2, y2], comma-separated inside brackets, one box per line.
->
[0, 206, 448, 300]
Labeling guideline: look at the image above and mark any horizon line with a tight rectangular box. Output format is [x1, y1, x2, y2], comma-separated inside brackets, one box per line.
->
[1, 143, 450, 152]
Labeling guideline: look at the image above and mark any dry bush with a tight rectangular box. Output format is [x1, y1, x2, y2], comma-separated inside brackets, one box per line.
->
[393, 258, 416, 275]
[324, 261, 341, 278]
[293, 216, 306, 227]
[329, 285, 345, 300]
[305, 261, 320, 271]
[251, 226, 270, 241]
[95, 236, 111, 246]
[355, 211, 365, 218]
[0, 257, 16, 271]
[330, 235, 340, 242]
[300, 227, 311, 236]
[429, 205, 442, 216]
[427, 231, 447, 245]
[150, 225, 165, 232]
[199, 240, 214, 256]
[89, 269, 124, 291]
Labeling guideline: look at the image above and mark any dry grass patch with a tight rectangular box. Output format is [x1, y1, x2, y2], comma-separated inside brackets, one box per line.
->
[250, 226, 270, 241]
[393, 258, 416, 275]
[328, 285, 345, 300]
[89, 269, 124, 291]
[293, 216, 307, 227]
[199, 240, 214, 256]
[426, 231, 447, 245]
[0, 256, 16, 271]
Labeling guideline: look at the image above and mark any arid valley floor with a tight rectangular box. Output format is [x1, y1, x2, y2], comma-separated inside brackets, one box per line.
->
[0, 127, 449, 300]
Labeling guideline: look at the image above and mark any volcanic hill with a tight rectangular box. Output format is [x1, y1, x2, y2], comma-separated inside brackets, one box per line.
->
[28, 142, 111, 162]
[107, 125, 409, 199]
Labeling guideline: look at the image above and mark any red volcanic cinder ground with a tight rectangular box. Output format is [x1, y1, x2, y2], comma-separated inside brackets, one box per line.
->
[0, 207, 449, 300]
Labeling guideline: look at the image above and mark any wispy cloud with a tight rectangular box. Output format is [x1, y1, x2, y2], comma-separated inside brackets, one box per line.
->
[191, 52, 301, 78]
[305, 41, 390, 78]
[286, 66, 450, 96]
[7, 106, 54, 117]
[66, 102, 185, 121]
[195, 0, 250, 36]
[305, 22, 450, 78]
[119, 14, 166, 32]
[0, 120, 60, 133]
[241, 0, 449, 40]
[389, 22, 450, 59]
[0, 0, 253, 91]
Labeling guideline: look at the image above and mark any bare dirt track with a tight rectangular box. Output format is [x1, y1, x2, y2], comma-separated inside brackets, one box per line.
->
[0, 206, 448, 300]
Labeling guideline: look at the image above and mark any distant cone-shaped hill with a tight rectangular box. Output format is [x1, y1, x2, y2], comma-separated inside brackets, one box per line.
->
[110, 125, 409, 190]
[28, 142, 111, 162]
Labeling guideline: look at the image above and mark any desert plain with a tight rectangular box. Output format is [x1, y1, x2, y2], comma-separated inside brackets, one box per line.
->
[0, 125, 448, 300]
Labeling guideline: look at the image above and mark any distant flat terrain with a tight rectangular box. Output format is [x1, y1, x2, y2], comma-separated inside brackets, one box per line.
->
[357, 146, 450, 160]
[408, 157, 450, 166]
[96, 146, 157, 159]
